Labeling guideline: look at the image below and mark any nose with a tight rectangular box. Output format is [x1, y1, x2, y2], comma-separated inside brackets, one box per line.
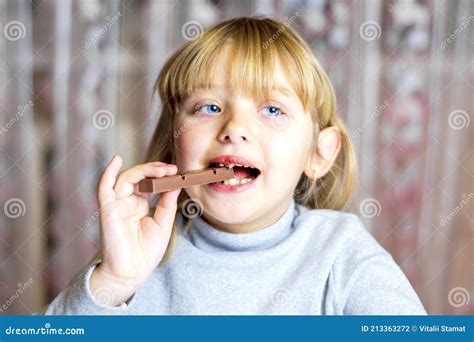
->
[217, 104, 252, 144]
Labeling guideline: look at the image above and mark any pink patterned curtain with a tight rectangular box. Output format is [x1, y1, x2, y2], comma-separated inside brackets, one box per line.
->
[1, 0, 472, 315]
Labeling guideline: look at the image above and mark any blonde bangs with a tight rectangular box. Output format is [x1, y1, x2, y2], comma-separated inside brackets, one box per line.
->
[156, 17, 319, 114]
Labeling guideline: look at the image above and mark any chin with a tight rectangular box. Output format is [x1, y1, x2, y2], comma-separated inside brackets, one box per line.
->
[200, 200, 259, 225]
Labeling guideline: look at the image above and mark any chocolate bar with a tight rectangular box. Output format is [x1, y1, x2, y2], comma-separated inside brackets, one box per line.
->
[138, 167, 235, 193]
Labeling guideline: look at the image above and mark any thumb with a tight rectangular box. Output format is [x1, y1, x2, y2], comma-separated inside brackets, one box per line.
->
[153, 188, 181, 230]
[138, 189, 181, 265]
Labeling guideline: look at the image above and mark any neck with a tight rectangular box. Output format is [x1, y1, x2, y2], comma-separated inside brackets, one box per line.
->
[201, 199, 291, 234]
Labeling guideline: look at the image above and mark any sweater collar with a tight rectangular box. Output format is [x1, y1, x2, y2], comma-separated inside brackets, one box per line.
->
[182, 199, 296, 252]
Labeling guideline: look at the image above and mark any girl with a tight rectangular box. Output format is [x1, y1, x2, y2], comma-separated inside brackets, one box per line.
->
[44, 17, 426, 315]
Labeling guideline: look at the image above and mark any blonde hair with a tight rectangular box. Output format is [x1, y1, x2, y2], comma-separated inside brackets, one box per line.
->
[145, 17, 358, 264]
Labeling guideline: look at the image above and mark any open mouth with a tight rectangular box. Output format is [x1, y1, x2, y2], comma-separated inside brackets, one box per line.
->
[208, 162, 261, 186]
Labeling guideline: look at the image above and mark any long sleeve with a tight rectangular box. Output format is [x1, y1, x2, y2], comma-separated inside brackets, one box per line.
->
[330, 216, 427, 315]
[42, 259, 138, 315]
[341, 252, 427, 315]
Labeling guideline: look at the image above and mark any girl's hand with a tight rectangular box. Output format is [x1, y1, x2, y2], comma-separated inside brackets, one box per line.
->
[90, 155, 181, 306]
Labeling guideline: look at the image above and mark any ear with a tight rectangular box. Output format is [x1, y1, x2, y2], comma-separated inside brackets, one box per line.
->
[304, 126, 342, 179]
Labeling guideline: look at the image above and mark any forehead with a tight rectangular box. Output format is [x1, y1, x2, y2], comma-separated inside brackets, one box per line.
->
[194, 44, 298, 100]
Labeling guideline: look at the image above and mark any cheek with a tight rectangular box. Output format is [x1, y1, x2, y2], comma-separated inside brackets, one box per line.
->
[174, 124, 209, 168]
[264, 130, 305, 166]
[263, 126, 312, 179]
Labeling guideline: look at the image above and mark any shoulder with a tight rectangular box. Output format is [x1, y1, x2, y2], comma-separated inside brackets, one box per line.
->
[294, 203, 365, 233]
[292, 204, 395, 278]
[294, 205, 426, 314]
[294, 204, 384, 253]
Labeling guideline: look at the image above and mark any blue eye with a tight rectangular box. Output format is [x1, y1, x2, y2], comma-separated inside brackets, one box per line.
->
[260, 106, 283, 117]
[195, 104, 221, 115]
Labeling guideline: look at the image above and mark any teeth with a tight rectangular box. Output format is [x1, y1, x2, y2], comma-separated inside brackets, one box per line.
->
[221, 177, 254, 186]
[213, 162, 254, 169]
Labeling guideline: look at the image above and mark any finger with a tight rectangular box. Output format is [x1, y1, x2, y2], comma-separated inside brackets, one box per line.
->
[134, 185, 152, 205]
[124, 195, 150, 222]
[141, 189, 181, 265]
[134, 191, 151, 203]
[138, 188, 181, 267]
[152, 188, 181, 231]
[114, 163, 178, 200]
[116, 163, 178, 199]
[136, 196, 150, 218]
[97, 155, 123, 207]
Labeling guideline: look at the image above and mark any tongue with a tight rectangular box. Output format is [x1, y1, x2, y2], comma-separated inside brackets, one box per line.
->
[232, 167, 252, 180]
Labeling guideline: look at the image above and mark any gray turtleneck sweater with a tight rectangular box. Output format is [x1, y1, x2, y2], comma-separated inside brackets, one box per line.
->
[43, 199, 426, 315]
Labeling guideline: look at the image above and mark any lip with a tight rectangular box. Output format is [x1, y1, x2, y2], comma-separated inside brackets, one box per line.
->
[206, 154, 261, 193]
[207, 155, 259, 169]
[207, 175, 259, 193]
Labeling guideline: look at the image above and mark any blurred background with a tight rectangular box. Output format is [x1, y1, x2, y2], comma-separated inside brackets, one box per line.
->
[0, 0, 472, 315]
